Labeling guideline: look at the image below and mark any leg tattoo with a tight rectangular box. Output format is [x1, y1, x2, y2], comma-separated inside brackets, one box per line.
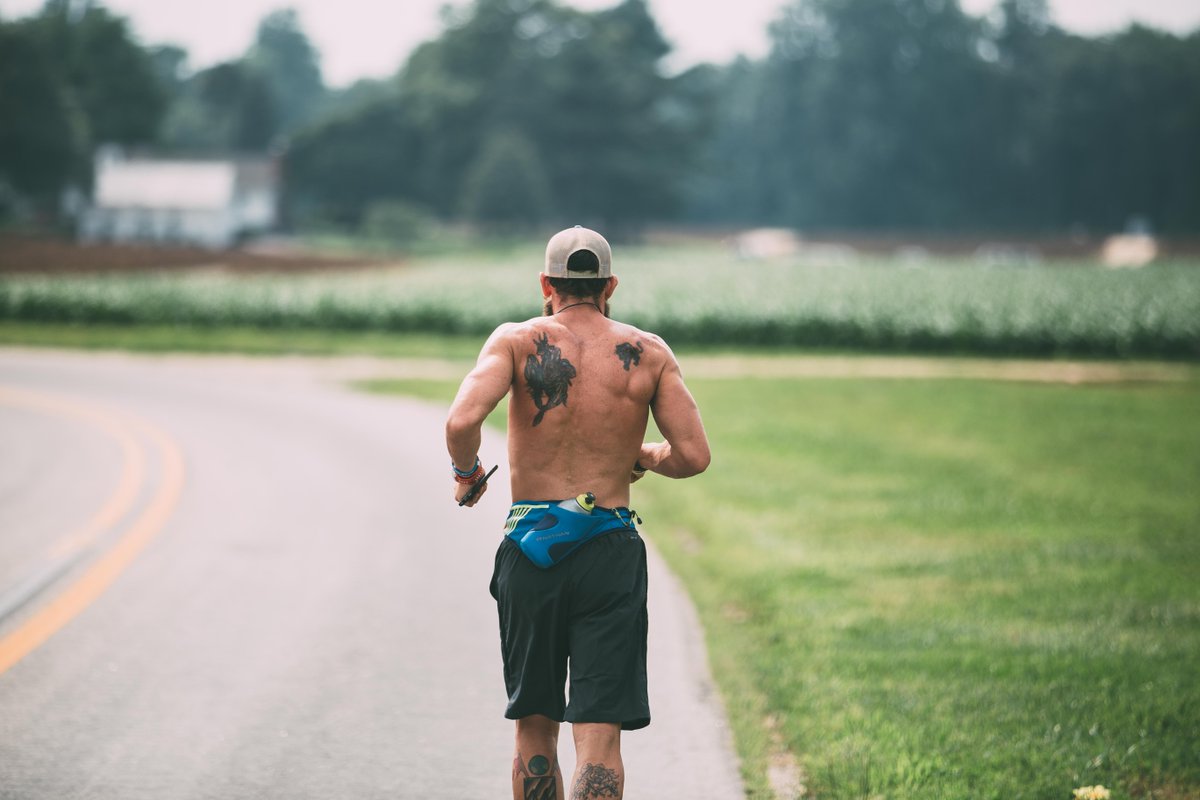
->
[524, 777, 557, 800]
[516, 753, 559, 800]
[571, 763, 620, 799]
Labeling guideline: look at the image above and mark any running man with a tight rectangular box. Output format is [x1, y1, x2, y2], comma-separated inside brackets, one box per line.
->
[445, 226, 710, 799]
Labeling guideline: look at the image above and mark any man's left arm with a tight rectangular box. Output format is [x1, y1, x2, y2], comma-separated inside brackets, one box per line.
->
[445, 324, 514, 507]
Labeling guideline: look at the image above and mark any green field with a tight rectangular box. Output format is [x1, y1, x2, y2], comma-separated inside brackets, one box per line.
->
[2, 245, 1198, 358]
[363, 369, 1200, 800]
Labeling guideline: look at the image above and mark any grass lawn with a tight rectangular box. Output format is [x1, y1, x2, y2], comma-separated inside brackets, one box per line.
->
[361, 371, 1200, 800]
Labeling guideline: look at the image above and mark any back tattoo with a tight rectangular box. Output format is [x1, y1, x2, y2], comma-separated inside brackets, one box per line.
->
[614, 341, 643, 371]
[524, 333, 576, 427]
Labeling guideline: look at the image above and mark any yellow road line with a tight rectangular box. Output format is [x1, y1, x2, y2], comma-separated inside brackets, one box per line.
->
[0, 387, 185, 676]
[49, 427, 145, 559]
[0, 387, 148, 561]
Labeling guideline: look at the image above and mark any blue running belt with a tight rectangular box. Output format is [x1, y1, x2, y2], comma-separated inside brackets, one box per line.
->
[503, 501, 638, 569]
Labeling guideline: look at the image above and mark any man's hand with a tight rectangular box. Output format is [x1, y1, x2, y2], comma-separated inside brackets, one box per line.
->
[454, 464, 497, 507]
[631, 441, 671, 482]
[455, 478, 489, 507]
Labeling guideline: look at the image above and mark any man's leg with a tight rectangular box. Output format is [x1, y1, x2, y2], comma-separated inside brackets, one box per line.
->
[569, 722, 623, 799]
[513, 715, 564, 800]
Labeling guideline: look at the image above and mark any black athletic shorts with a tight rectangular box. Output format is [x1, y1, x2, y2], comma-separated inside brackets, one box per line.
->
[489, 522, 650, 731]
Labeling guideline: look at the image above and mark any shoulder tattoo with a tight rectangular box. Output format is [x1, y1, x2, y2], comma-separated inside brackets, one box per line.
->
[524, 333, 576, 427]
[614, 340, 644, 371]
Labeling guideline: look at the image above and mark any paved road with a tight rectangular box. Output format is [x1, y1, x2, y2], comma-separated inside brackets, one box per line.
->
[0, 349, 742, 799]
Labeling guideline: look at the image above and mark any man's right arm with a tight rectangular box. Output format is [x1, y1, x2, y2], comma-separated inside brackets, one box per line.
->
[445, 324, 515, 505]
[644, 351, 710, 479]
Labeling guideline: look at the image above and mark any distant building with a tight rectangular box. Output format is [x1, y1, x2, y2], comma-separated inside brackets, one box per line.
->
[80, 147, 279, 249]
[1100, 234, 1158, 268]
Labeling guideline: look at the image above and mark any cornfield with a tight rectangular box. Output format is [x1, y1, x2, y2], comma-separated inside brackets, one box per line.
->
[2, 247, 1197, 358]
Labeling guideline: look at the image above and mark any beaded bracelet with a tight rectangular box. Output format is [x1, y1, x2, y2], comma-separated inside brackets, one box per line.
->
[455, 465, 485, 485]
[454, 459, 486, 485]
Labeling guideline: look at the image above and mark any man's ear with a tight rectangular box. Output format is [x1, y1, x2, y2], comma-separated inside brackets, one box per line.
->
[604, 275, 619, 298]
[539, 272, 553, 298]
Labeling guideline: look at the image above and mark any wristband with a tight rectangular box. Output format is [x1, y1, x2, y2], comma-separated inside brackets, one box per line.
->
[632, 461, 647, 475]
[454, 462, 486, 485]
[452, 456, 481, 479]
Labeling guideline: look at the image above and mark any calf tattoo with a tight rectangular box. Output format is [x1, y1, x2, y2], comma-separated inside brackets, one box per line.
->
[571, 763, 620, 798]
[525, 333, 576, 426]
[517, 753, 557, 799]
[524, 777, 556, 800]
[614, 341, 643, 371]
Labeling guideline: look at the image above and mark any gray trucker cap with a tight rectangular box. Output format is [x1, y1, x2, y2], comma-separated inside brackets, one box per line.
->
[545, 226, 612, 278]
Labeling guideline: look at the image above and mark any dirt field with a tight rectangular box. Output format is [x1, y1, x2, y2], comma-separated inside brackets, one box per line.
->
[7, 232, 1200, 276]
[0, 235, 383, 274]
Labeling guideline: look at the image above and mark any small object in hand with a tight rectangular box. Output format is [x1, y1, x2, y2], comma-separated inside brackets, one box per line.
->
[459, 465, 498, 506]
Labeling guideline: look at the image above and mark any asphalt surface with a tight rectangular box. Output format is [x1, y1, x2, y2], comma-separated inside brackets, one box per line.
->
[0, 349, 743, 799]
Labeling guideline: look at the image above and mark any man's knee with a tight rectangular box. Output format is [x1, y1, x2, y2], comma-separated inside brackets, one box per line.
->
[516, 714, 561, 741]
[572, 721, 621, 753]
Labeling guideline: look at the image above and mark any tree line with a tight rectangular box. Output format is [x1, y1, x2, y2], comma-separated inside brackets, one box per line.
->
[694, 0, 1200, 235]
[1, 0, 1198, 236]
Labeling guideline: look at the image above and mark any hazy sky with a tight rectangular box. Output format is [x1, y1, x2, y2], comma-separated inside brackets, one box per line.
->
[2, 0, 1198, 86]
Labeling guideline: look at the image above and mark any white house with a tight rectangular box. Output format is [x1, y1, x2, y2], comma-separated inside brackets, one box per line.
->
[80, 148, 279, 249]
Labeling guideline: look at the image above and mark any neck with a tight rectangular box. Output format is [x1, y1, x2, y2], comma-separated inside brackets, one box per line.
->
[555, 299, 600, 314]
[545, 297, 606, 317]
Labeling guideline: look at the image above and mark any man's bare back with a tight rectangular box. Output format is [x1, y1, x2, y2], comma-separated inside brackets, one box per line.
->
[448, 299, 708, 509]
[501, 308, 663, 506]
